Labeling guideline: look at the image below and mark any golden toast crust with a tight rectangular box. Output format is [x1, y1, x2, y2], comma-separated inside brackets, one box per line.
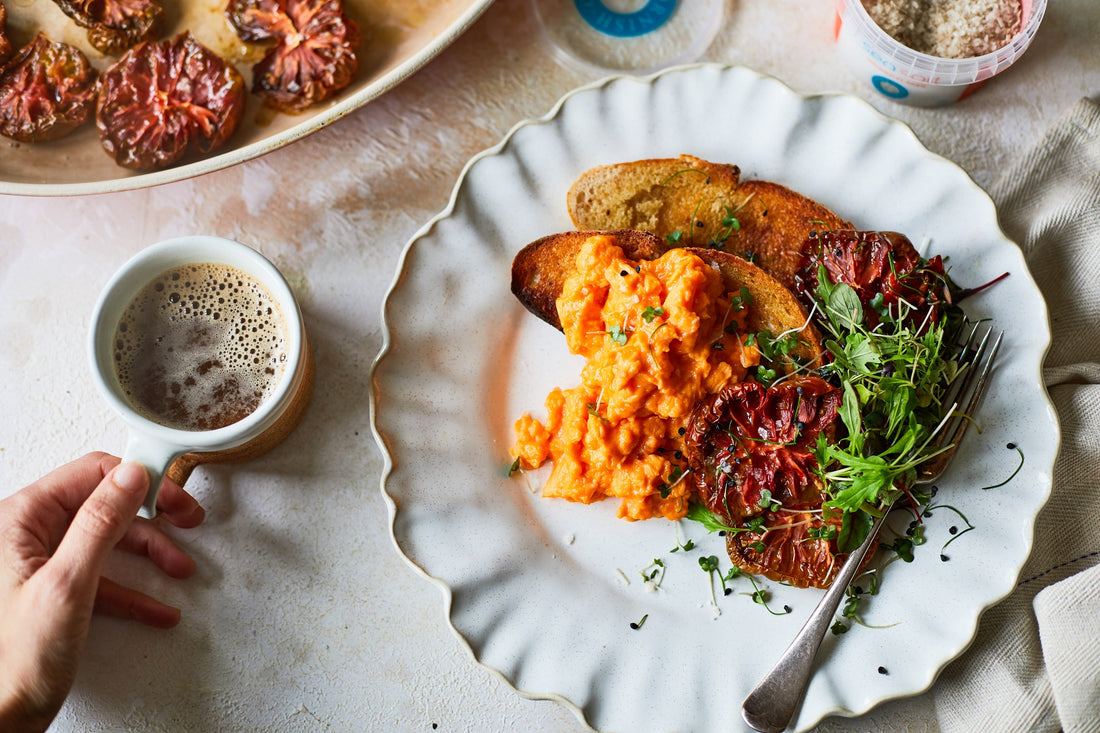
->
[567, 155, 851, 291]
[510, 229, 822, 365]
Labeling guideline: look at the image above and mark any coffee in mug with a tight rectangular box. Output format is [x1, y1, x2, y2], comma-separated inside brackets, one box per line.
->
[112, 262, 288, 432]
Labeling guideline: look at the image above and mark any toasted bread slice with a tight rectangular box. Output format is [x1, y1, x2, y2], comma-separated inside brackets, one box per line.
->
[511, 229, 822, 365]
[511, 229, 667, 331]
[567, 155, 851, 291]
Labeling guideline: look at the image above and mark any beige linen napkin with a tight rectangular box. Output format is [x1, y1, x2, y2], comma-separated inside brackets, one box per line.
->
[932, 98, 1100, 733]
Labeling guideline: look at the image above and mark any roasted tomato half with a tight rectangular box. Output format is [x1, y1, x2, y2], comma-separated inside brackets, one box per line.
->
[0, 33, 98, 143]
[226, 0, 359, 113]
[96, 33, 246, 171]
[51, 0, 163, 56]
[0, 1, 12, 65]
[685, 375, 854, 588]
[794, 230, 950, 330]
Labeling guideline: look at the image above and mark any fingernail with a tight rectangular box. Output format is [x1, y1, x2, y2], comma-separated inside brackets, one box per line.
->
[112, 462, 149, 494]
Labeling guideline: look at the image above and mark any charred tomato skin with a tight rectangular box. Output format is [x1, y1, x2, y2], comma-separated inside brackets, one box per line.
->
[686, 375, 839, 521]
[96, 32, 246, 171]
[227, 0, 360, 113]
[726, 509, 848, 589]
[794, 229, 950, 329]
[0, 1, 11, 65]
[685, 375, 851, 588]
[0, 33, 98, 143]
[52, 0, 163, 56]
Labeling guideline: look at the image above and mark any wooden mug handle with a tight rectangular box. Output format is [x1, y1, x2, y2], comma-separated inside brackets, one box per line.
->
[165, 337, 316, 489]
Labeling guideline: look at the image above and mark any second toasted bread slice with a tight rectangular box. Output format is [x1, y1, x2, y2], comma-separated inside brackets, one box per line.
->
[511, 229, 822, 365]
[567, 154, 851, 291]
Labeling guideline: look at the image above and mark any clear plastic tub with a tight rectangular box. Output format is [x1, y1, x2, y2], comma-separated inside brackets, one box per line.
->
[532, 0, 724, 76]
[834, 0, 1047, 106]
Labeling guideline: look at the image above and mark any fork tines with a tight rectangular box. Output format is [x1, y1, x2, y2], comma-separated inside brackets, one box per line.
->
[930, 320, 1003, 465]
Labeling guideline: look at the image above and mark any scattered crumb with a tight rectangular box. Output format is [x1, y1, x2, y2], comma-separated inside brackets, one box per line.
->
[563, 533, 575, 545]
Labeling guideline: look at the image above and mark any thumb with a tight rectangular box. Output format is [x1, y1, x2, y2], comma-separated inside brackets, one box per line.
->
[48, 462, 149, 598]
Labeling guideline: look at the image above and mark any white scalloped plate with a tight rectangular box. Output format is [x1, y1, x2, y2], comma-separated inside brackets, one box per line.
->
[370, 65, 1057, 732]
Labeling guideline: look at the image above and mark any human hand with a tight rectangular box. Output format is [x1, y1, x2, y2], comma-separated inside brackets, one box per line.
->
[0, 452, 205, 732]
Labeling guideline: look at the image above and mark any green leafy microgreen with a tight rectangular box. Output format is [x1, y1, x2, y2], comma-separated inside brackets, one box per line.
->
[639, 559, 666, 588]
[743, 575, 791, 615]
[807, 524, 838, 541]
[729, 286, 754, 313]
[585, 402, 609, 423]
[656, 465, 686, 499]
[755, 366, 778, 387]
[757, 489, 781, 513]
[684, 503, 739, 533]
[507, 457, 521, 476]
[710, 205, 742, 247]
[666, 231, 683, 245]
[608, 324, 628, 345]
[629, 613, 649, 630]
[641, 306, 665, 323]
[670, 535, 696, 553]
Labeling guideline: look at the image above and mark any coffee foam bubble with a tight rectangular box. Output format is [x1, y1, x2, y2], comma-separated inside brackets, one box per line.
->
[112, 262, 289, 431]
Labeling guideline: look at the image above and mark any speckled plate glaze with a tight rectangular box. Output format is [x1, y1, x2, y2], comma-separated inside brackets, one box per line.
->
[370, 64, 1057, 732]
[0, 0, 495, 196]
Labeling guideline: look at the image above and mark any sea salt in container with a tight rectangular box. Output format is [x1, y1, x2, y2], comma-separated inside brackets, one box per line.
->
[834, 0, 1046, 106]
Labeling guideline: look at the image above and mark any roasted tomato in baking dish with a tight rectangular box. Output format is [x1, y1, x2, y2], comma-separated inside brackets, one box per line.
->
[226, 0, 359, 113]
[0, 1, 11, 65]
[684, 375, 857, 588]
[51, 0, 163, 56]
[96, 33, 246, 171]
[0, 33, 98, 143]
[794, 229, 951, 330]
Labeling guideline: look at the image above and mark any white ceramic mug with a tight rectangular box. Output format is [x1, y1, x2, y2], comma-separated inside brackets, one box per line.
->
[89, 236, 308, 518]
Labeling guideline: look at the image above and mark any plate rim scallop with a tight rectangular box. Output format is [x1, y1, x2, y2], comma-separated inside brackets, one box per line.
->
[369, 63, 1060, 731]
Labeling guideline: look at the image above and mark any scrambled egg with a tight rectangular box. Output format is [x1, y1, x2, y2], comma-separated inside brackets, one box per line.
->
[512, 234, 760, 521]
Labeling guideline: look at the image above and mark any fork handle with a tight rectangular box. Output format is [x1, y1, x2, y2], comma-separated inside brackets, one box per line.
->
[741, 513, 887, 732]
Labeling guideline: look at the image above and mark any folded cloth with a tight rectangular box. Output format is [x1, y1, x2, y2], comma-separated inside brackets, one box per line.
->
[1034, 563, 1100, 733]
[932, 97, 1100, 733]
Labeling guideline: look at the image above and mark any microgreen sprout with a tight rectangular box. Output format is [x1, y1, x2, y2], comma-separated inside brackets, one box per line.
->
[925, 502, 975, 560]
[729, 286, 753, 312]
[718, 206, 741, 240]
[742, 575, 791, 615]
[656, 465, 688, 499]
[757, 489, 781, 513]
[641, 306, 665, 323]
[639, 559, 666, 589]
[585, 402, 609, 423]
[507, 457, 521, 476]
[806, 524, 838, 542]
[607, 324, 628, 345]
[630, 613, 649, 630]
[698, 554, 722, 610]
[981, 443, 1024, 490]
[660, 168, 709, 186]
[670, 536, 695, 553]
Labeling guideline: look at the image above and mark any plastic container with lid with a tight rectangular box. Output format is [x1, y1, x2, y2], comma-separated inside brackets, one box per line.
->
[834, 0, 1046, 106]
[532, 0, 724, 76]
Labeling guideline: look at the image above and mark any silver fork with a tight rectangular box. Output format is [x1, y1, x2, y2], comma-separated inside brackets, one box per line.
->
[740, 322, 1003, 733]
